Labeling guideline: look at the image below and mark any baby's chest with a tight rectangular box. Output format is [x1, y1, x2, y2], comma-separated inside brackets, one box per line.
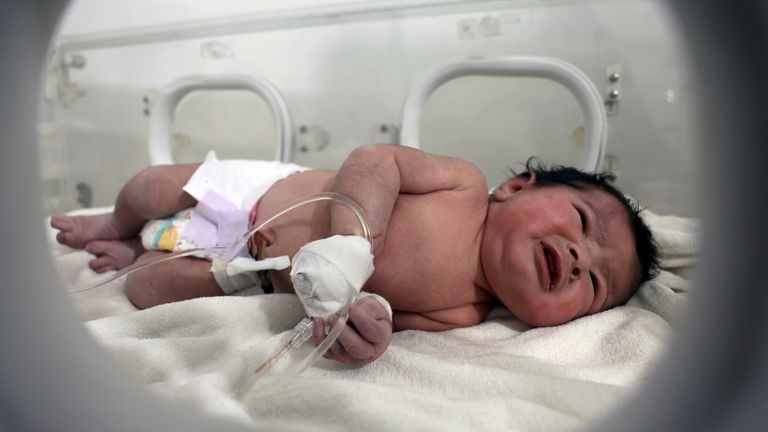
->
[364, 195, 489, 312]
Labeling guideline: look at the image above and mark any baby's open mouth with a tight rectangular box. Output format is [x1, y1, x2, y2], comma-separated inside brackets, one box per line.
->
[542, 243, 562, 291]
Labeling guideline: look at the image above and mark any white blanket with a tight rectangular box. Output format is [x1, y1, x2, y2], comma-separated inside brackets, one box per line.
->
[51, 210, 696, 431]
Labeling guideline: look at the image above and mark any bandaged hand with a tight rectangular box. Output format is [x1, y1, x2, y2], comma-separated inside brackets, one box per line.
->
[290, 235, 374, 319]
[313, 293, 393, 365]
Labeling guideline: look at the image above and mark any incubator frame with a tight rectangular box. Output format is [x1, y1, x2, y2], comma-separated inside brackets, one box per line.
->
[400, 56, 607, 171]
[148, 74, 294, 165]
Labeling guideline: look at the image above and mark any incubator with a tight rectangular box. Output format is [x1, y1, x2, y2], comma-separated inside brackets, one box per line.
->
[8, 1, 768, 432]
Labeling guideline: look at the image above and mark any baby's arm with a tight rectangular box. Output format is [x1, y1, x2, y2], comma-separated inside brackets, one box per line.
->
[309, 145, 485, 364]
[393, 303, 494, 332]
[330, 143, 486, 254]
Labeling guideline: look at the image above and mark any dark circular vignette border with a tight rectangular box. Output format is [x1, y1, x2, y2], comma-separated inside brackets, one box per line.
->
[1, 1, 767, 431]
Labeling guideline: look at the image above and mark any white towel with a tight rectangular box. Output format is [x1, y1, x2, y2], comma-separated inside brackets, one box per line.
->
[49, 208, 697, 431]
[626, 210, 698, 325]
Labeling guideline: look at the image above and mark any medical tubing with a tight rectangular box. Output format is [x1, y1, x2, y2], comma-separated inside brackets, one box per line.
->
[281, 285, 356, 370]
[220, 191, 373, 262]
[66, 192, 372, 388]
[67, 246, 228, 293]
[252, 318, 313, 375]
[288, 318, 315, 349]
[68, 191, 372, 293]
[244, 284, 357, 396]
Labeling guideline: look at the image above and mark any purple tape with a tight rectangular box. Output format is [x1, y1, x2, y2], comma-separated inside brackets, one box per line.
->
[184, 190, 250, 257]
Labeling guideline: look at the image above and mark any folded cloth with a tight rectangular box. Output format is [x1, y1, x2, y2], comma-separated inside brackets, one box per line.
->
[290, 235, 374, 319]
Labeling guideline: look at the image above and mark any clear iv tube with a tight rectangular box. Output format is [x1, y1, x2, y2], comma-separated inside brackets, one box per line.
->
[67, 246, 229, 293]
[68, 191, 372, 293]
[223, 191, 373, 261]
[241, 284, 357, 398]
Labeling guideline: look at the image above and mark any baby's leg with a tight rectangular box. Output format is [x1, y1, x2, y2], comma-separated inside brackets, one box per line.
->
[83, 238, 144, 273]
[51, 163, 201, 249]
[124, 250, 223, 309]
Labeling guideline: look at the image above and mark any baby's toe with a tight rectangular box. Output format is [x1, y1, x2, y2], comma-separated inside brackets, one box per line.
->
[85, 241, 107, 255]
[88, 256, 116, 273]
[50, 215, 74, 231]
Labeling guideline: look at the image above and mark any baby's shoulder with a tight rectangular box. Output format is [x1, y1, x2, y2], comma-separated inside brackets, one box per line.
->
[450, 165, 491, 209]
[452, 158, 489, 190]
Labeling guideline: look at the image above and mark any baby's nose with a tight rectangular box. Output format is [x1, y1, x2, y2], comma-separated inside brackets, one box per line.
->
[568, 244, 592, 280]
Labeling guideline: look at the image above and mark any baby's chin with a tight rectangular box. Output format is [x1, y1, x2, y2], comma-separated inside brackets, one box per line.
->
[506, 301, 579, 328]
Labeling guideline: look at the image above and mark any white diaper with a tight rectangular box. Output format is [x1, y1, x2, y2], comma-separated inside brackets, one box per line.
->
[183, 150, 309, 211]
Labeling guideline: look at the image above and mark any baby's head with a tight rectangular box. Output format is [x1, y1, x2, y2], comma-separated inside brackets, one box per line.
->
[480, 160, 659, 327]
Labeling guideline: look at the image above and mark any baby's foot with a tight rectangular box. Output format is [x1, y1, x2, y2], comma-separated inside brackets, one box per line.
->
[84, 239, 144, 273]
[50, 213, 120, 249]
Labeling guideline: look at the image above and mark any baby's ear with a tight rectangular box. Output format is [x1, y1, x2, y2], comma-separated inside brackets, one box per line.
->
[491, 172, 536, 201]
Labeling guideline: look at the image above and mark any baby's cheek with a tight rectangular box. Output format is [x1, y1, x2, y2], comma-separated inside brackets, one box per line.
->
[517, 205, 541, 222]
[511, 293, 554, 326]
[517, 291, 584, 327]
[517, 200, 571, 229]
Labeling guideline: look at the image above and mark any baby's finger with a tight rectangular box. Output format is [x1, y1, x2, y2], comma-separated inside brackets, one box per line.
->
[312, 317, 325, 347]
[349, 303, 391, 345]
[318, 315, 357, 363]
[328, 339, 351, 362]
[356, 297, 392, 322]
[312, 319, 338, 360]
[335, 321, 378, 361]
[320, 315, 356, 363]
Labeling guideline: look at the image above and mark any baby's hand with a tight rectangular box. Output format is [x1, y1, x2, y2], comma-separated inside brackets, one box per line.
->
[312, 295, 392, 366]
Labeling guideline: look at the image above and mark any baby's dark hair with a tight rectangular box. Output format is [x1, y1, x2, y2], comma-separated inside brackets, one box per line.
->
[516, 158, 661, 299]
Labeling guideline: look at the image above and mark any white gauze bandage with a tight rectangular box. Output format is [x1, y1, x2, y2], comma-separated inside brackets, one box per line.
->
[290, 235, 374, 319]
